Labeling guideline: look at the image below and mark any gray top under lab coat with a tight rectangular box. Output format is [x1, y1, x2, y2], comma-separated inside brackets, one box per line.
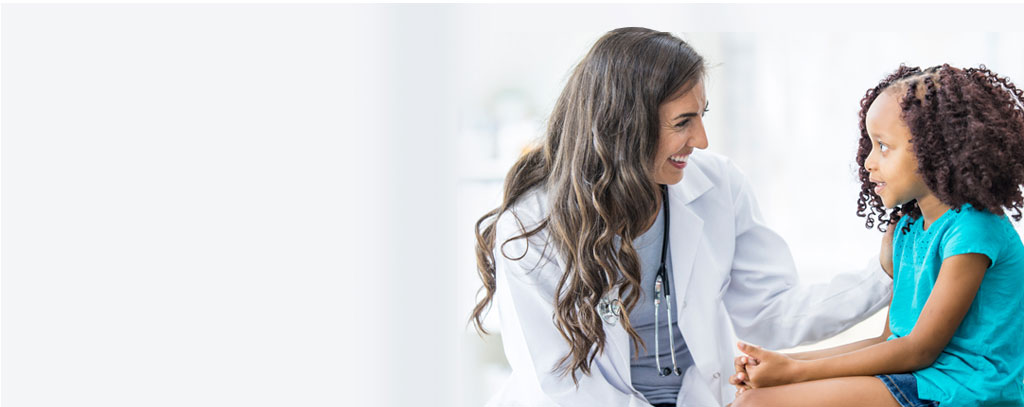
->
[627, 206, 694, 404]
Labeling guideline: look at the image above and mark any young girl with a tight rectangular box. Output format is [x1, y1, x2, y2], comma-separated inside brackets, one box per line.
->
[730, 64, 1024, 407]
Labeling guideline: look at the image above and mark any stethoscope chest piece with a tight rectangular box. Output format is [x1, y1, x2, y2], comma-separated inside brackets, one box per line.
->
[596, 294, 622, 326]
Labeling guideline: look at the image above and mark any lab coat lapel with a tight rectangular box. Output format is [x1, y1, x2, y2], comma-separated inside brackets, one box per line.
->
[605, 162, 714, 393]
[668, 162, 712, 305]
[603, 314, 635, 392]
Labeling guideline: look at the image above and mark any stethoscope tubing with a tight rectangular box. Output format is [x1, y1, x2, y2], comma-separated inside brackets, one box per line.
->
[654, 184, 682, 377]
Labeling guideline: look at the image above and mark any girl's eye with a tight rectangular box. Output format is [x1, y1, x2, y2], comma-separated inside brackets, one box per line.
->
[879, 143, 889, 152]
[702, 101, 710, 117]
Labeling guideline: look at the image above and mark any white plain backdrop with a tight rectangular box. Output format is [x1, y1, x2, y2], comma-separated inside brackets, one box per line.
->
[4, 4, 1024, 407]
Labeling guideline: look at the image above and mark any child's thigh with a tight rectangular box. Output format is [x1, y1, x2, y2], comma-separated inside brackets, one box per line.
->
[730, 376, 901, 407]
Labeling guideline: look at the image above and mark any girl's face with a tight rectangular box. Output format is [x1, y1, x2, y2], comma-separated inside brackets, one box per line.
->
[653, 80, 709, 185]
[863, 89, 931, 208]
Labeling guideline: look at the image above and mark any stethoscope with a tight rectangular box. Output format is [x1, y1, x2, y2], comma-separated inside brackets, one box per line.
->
[594, 184, 682, 376]
[653, 183, 683, 377]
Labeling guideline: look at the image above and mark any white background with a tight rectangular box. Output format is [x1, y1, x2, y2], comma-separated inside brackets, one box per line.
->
[4, 4, 1024, 407]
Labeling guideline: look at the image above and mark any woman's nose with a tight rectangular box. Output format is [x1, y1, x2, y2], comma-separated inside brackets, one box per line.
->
[689, 124, 709, 149]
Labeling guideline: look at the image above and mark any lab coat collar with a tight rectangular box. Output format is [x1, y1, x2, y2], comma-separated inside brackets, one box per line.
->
[674, 155, 713, 205]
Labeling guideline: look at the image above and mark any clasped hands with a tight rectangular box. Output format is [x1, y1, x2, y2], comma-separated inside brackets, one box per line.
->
[729, 342, 803, 396]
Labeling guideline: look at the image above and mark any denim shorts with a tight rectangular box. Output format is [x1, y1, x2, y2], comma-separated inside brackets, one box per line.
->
[876, 373, 940, 407]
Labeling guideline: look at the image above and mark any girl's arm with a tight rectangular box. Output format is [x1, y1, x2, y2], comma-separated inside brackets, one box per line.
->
[731, 310, 890, 390]
[741, 253, 989, 388]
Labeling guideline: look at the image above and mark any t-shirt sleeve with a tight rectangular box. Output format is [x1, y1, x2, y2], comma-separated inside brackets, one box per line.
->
[940, 210, 1004, 266]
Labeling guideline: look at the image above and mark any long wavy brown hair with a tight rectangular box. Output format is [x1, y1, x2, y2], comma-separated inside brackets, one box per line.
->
[856, 64, 1024, 233]
[468, 27, 705, 384]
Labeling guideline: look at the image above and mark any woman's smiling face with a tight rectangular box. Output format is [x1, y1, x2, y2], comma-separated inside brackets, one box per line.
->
[653, 80, 709, 185]
[863, 89, 931, 208]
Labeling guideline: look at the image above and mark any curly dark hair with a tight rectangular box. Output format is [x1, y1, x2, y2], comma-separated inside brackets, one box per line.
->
[855, 64, 1024, 233]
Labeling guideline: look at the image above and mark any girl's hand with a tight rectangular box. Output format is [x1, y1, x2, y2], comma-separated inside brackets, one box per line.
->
[736, 342, 802, 388]
[729, 354, 759, 395]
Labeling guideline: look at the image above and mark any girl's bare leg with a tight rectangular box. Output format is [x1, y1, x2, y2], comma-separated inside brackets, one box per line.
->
[730, 376, 901, 407]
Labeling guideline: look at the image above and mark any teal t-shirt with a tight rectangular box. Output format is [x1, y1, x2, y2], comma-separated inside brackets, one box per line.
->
[889, 204, 1024, 406]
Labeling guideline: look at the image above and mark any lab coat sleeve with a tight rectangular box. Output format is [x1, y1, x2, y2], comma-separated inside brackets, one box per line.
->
[491, 209, 645, 407]
[721, 161, 893, 350]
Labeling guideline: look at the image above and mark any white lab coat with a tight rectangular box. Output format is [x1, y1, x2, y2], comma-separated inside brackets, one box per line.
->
[487, 151, 893, 407]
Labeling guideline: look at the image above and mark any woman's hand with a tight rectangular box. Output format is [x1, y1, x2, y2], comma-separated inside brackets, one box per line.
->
[736, 342, 802, 388]
[880, 221, 896, 277]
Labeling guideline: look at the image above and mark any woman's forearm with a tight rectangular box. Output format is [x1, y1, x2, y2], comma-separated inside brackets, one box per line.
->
[787, 336, 887, 360]
[794, 335, 932, 382]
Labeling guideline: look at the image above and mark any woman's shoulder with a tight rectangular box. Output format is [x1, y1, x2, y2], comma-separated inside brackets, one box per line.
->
[496, 187, 549, 234]
[491, 187, 561, 275]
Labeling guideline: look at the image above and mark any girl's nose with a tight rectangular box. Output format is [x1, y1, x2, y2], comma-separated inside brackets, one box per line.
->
[864, 151, 878, 172]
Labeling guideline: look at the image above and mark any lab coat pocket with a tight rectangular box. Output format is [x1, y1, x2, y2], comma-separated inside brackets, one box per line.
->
[678, 364, 720, 407]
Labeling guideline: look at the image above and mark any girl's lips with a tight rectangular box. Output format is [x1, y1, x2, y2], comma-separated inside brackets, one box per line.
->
[874, 182, 886, 195]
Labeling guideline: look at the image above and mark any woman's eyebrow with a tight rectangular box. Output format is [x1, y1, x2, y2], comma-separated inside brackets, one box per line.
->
[671, 112, 700, 121]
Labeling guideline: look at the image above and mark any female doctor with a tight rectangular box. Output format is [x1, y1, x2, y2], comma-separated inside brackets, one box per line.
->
[469, 27, 893, 407]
